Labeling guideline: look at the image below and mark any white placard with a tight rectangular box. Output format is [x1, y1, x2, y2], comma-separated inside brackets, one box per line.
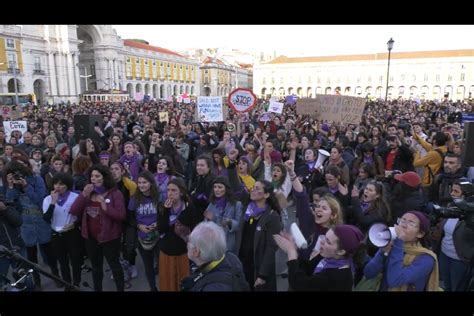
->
[268, 100, 284, 114]
[3, 120, 27, 142]
[197, 96, 223, 122]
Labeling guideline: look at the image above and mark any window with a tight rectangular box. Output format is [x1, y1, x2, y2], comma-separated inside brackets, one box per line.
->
[272, 77, 275, 84]
[7, 53, 16, 67]
[145, 60, 148, 65]
[412, 74, 416, 81]
[90, 64, 95, 76]
[263, 78, 266, 84]
[448, 75, 452, 82]
[135, 58, 139, 64]
[401, 74, 405, 81]
[461, 73, 465, 81]
[368, 76, 372, 83]
[424, 73, 428, 82]
[436, 74, 440, 82]
[174, 64, 177, 68]
[390, 76, 393, 82]
[379, 76, 383, 84]
[280, 77, 284, 84]
[127, 57, 130, 62]
[34, 56, 41, 70]
[180, 65, 183, 69]
[6, 38, 15, 49]
[160, 62, 163, 66]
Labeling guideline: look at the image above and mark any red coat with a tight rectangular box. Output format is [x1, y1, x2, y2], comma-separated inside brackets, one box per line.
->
[70, 188, 126, 244]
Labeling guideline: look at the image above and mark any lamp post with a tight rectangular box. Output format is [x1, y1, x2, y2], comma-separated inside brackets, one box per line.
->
[385, 38, 394, 102]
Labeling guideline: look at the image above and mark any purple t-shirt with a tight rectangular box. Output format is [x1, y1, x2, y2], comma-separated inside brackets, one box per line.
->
[128, 196, 158, 239]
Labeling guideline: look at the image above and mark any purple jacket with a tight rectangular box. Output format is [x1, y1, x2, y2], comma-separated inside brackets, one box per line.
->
[70, 188, 126, 244]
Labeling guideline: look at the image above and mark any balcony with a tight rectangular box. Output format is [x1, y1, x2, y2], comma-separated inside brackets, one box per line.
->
[7, 67, 20, 74]
[33, 69, 45, 75]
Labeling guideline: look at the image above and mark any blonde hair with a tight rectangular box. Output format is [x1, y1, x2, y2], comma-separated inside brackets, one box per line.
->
[320, 194, 344, 226]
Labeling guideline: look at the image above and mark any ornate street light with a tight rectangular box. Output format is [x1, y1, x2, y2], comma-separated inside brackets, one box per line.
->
[385, 38, 395, 102]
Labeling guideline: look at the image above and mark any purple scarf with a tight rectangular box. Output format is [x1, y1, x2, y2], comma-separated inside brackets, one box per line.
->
[306, 161, 316, 171]
[244, 201, 267, 221]
[57, 191, 71, 207]
[214, 197, 228, 216]
[360, 201, 371, 214]
[314, 258, 353, 275]
[363, 156, 374, 165]
[169, 200, 185, 226]
[94, 186, 107, 194]
[328, 186, 339, 194]
[120, 153, 140, 181]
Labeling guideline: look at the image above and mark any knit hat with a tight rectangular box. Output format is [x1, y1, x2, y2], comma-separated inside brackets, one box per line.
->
[394, 171, 421, 188]
[333, 225, 364, 256]
[239, 155, 251, 167]
[406, 211, 430, 233]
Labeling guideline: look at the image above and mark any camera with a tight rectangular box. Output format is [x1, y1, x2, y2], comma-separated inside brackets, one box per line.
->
[433, 197, 474, 228]
[12, 171, 24, 181]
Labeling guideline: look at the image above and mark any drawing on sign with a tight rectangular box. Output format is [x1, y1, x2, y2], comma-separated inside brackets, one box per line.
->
[269, 100, 284, 114]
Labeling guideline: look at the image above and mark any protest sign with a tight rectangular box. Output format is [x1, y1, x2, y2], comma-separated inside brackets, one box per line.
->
[159, 112, 169, 123]
[269, 100, 284, 114]
[3, 120, 27, 142]
[296, 98, 320, 116]
[228, 88, 257, 113]
[197, 96, 223, 122]
[317, 95, 366, 125]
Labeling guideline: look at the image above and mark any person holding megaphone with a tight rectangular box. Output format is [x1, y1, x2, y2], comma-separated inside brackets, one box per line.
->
[362, 211, 440, 291]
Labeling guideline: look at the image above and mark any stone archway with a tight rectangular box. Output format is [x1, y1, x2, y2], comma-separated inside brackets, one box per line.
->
[153, 84, 158, 99]
[173, 85, 178, 96]
[191, 86, 195, 96]
[7, 78, 21, 93]
[127, 83, 134, 98]
[160, 84, 165, 99]
[33, 79, 46, 106]
[77, 25, 102, 92]
[144, 83, 151, 96]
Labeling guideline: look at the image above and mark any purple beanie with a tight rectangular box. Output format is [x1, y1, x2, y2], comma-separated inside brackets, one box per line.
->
[406, 211, 430, 233]
[333, 225, 364, 256]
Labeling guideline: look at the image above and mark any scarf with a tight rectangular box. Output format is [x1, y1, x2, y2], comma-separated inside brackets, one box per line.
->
[57, 191, 71, 207]
[328, 186, 339, 194]
[306, 160, 316, 171]
[169, 200, 185, 226]
[121, 153, 140, 181]
[314, 258, 353, 275]
[244, 201, 267, 221]
[93, 185, 107, 194]
[363, 156, 374, 165]
[388, 242, 440, 292]
[360, 201, 371, 214]
[214, 197, 228, 216]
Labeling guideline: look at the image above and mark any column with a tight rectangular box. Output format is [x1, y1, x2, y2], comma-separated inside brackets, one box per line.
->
[108, 59, 114, 89]
[48, 53, 58, 97]
[114, 59, 119, 89]
[55, 53, 65, 97]
[73, 53, 81, 95]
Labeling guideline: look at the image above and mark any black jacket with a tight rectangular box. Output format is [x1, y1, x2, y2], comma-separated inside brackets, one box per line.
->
[432, 169, 465, 206]
[181, 252, 249, 291]
[0, 202, 24, 250]
[380, 145, 414, 173]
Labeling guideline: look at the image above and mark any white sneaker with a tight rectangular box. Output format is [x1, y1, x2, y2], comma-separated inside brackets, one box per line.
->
[129, 265, 138, 279]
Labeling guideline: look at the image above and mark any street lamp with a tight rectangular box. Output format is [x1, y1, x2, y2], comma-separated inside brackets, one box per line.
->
[385, 37, 394, 102]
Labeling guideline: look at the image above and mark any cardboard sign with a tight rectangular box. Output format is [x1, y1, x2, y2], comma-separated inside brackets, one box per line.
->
[197, 96, 223, 122]
[318, 94, 366, 125]
[159, 112, 169, 123]
[3, 120, 27, 142]
[296, 98, 320, 116]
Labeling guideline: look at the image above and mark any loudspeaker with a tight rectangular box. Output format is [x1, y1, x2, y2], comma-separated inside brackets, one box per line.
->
[74, 115, 103, 143]
[290, 223, 308, 249]
[368, 223, 397, 248]
[463, 122, 474, 167]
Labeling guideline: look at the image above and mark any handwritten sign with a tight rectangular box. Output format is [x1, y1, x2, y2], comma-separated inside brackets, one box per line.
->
[3, 120, 27, 142]
[269, 100, 284, 114]
[197, 96, 223, 122]
[296, 98, 320, 116]
[158, 112, 169, 123]
[228, 88, 257, 113]
[318, 95, 366, 125]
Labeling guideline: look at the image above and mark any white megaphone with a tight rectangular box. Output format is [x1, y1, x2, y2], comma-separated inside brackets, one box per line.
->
[368, 223, 397, 248]
[314, 149, 330, 170]
[290, 223, 308, 249]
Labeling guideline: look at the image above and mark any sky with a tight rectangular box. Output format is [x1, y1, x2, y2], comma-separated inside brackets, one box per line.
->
[112, 25, 474, 57]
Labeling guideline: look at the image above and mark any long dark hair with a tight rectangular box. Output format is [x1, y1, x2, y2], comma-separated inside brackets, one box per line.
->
[366, 180, 391, 223]
[272, 163, 287, 189]
[158, 156, 176, 176]
[165, 177, 193, 210]
[88, 164, 116, 190]
[209, 180, 236, 205]
[133, 170, 160, 207]
[260, 180, 281, 215]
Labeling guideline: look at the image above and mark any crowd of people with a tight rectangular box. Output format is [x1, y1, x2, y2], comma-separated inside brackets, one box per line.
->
[0, 95, 473, 291]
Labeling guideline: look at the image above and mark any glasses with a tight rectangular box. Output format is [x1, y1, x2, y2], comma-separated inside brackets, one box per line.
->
[397, 217, 418, 229]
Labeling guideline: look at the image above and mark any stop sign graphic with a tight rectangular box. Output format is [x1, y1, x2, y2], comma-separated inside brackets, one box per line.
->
[228, 88, 257, 113]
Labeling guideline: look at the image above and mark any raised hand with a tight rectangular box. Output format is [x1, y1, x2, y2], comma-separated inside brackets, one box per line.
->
[228, 148, 239, 161]
[284, 160, 295, 172]
[51, 190, 59, 204]
[82, 184, 94, 198]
